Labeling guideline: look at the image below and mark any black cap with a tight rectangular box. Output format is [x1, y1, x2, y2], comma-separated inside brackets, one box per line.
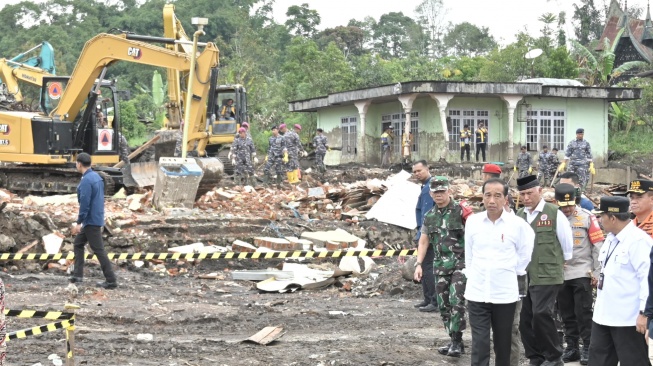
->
[542, 145, 548, 149]
[555, 183, 576, 207]
[517, 175, 540, 191]
[76, 152, 92, 166]
[271, 125, 278, 130]
[576, 128, 584, 134]
[592, 196, 630, 214]
[317, 128, 323, 132]
[627, 179, 653, 195]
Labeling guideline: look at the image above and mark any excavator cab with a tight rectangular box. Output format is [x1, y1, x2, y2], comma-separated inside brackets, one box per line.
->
[40, 76, 121, 161]
[212, 84, 247, 134]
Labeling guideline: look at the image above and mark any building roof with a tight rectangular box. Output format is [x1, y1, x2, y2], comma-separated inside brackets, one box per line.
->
[288, 80, 641, 112]
[596, 0, 653, 63]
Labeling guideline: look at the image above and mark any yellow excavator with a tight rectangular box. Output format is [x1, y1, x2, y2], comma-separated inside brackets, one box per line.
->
[158, 4, 247, 173]
[0, 42, 56, 106]
[0, 31, 222, 195]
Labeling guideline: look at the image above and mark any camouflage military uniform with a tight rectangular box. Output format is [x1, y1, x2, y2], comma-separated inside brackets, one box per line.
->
[421, 200, 466, 338]
[231, 135, 255, 179]
[264, 135, 286, 178]
[538, 151, 551, 186]
[565, 139, 592, 188]
[548, 152, 560, 182]
[118, 132, 130, 164]
[313, 134, 328, 172]
[517, 151, 533, 178]
[283, 130, 304, 172]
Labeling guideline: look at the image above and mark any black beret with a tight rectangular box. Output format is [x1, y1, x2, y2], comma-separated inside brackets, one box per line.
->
[576, 128, 584, 134]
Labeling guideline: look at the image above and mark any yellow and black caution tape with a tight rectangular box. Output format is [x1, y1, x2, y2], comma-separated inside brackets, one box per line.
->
[4, 309, 74, 320]
[5, 317, 75, 341]
[0, 249, 417, 261]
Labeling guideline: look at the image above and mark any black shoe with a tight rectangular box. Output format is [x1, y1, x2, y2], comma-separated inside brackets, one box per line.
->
[419, 304, 438, 312]
[447, 340, 464, 357]
[96, 281, 118, 289]
[437, 342, 451, 355]
[413, 301, 428, 308]
[579, 344, 589, 365]
[541, 358, 564, 366]
[528, 358, 545, 366]
[562, 347, 580, 362]
[68, 276, 83, 284]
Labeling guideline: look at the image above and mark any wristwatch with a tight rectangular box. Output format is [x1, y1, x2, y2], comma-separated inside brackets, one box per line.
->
[640, 311, 648, 317]
[415, 261, 422, 267]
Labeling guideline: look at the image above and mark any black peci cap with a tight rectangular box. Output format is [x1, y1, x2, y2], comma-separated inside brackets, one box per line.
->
[592, 196, 630, 214]
[517, 175, 540, 191]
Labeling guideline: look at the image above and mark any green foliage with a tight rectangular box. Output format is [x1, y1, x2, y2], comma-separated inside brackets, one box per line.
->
[443, 22, 497, 57]
[118, 99, 146, 142]
[285, 3, 321, 38]
[543, 46, 578, 79]
[609, 127, 653, 160]
[572, 38, 648, 86]
[572, 0, 603, 46]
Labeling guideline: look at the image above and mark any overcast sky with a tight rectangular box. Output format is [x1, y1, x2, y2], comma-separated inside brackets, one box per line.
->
[1, 0, 650, 44]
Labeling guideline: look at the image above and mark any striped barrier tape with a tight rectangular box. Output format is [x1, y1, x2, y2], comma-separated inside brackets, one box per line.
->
[4, 309, 74, 320]
[5, 317, 75, 341]
[0, 249, 417, 261]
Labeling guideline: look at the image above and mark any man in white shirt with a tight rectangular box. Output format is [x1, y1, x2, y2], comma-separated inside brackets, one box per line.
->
[589, 196, 652, 366]
[465, 178, 535, 366]
[516, 175, 573, 366]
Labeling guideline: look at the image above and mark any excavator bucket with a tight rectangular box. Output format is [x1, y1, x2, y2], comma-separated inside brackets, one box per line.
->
[121, 157, 223, 199]
[122, 161, 159, 187]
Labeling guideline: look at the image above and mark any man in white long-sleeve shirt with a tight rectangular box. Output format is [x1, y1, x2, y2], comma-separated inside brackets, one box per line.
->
[465, 178, 535, 366]
[588, 196, 652, 366]
[516, 175, 573, 366]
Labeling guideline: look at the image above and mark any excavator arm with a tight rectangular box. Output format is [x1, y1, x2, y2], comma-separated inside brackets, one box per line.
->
[51, 32, 219, 135]
[0, 60, 54, 102]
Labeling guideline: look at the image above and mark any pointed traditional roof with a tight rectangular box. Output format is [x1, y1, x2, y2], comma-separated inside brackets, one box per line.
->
[643, 0, 653, 47]
[596, 0, 653, 63]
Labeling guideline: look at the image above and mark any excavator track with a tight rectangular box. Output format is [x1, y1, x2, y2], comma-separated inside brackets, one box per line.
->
[216, 148, 234, 175]
[0, 164, 117, 196]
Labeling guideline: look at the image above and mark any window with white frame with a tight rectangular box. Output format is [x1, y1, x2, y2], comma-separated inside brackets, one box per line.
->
[447, 109, 490, 151]
[341, 116, 357, 156]
[526, 110, 566, 152]
[381, 111, 419, 154]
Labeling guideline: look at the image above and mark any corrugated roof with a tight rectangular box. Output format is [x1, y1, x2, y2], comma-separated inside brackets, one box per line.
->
[596, 0, 653, 62]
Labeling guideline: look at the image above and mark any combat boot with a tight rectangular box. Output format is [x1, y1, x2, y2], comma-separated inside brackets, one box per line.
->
[447, 332, 464, 357]
[437, 336, 452, 356]
[234, 175, 242, 186]
[276, 175, 283, 188]
[562, 338, 580, 362]
[579, 343, 589, 365]
[262, 174, 270, 186]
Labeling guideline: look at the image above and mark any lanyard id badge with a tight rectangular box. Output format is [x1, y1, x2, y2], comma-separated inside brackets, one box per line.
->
[599, 239, 620, 290]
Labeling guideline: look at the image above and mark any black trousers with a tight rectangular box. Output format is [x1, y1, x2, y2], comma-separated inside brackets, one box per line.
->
[421, 246, 436, 306]
[73, 225, 116, 283]
[588, 322, 650, 366]
[469, 300, 516, 366]
[461, 144, 470, 161]
[520, 284, 563, 362]
[476, 143, 486, 162]
[557, 277, 593, 345]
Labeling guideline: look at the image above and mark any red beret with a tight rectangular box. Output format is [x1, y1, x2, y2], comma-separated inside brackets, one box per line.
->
[482, 164, 502, 175]
[238, 127, 246, 133]
[294, 124, 302, 130]
[242, 122, 249, 128]
[279, 123, 287, 129]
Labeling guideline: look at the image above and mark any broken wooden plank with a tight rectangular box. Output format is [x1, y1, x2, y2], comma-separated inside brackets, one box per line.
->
[113, 134, 161, 169]
[243, 326, 285, 345]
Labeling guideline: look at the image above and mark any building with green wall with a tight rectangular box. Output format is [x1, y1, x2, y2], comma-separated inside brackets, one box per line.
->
[288, 80, 640, 167]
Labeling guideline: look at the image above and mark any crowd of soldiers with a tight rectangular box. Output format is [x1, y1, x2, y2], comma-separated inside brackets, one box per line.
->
[228, 122, 325, 187]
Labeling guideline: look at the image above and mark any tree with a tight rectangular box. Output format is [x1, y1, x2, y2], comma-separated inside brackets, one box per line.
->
[442, 22, 497, 57]
[572, 0, 603, 46]
[537, 13, 557, 52]
[542, 46, 578, 79]
[414, 0, 448, 57]
[285, 3, 320, 38]
[372, 12, 421, 58]
[315, 26, 366, 57]
[557, 11, 567, 47]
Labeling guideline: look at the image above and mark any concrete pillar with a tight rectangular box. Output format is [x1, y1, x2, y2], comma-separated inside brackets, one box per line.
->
[354, 100, 371, 164]
[429, 94, 454, 160]
[500, 95, 524, 164]
[398, 94, 418, 160]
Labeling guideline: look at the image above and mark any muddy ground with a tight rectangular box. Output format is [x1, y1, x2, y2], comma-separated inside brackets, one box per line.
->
[4, 257, 477, 366]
